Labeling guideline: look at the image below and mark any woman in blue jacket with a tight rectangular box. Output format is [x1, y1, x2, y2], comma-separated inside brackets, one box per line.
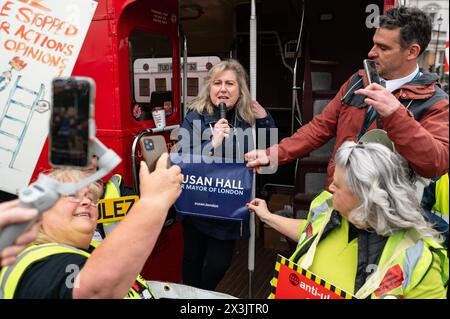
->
[177, 59, 276, 290]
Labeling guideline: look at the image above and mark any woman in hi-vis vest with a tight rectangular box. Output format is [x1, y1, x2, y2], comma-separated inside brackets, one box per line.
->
[0, 154, 183, 299]
[248, 141, 448, 299]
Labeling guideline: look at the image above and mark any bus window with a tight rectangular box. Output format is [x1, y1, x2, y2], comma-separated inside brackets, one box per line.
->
[155, 78, 167, 92]
[129, 30, 173, 121]
[187, 77, 199, 96]
[133, 55, 221, 113]
[139, 78, 151, 97]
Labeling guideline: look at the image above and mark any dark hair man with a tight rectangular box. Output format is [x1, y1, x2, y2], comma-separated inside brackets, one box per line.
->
[246, 6, 448, 188]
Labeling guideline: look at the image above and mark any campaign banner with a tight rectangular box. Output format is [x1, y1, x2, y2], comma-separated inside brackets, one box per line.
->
[270, 255, 356, 299]
[0, 0, 98, 194]
[172, 153, 253, 221]
[97, 195, 139, 224]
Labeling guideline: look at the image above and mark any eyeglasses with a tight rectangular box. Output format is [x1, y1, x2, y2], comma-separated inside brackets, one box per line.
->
[65, 194, 99, 207]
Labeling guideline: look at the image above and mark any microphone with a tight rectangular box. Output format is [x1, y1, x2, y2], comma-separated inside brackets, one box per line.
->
[218, 102, 226, 119]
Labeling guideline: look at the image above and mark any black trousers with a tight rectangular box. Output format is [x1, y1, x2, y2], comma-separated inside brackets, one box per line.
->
[182, 218, 235, 290]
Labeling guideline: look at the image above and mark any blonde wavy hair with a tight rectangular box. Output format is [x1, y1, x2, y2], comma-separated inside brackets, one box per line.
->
[32, 169, 103, 245]
[188, 59, 255, 125]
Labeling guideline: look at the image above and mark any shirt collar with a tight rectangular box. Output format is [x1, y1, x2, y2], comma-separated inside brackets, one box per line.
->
[381, 65, 420, 92]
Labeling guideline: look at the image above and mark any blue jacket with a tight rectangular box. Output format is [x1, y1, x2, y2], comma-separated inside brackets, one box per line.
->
[177, 107, 276, 240]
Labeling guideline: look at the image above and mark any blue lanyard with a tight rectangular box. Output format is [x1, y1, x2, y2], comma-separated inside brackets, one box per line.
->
[358, 107, 378, 140]
[357, 71, 421, 140]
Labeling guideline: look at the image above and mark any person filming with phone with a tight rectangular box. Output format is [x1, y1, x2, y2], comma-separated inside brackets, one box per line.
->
[0, 155, 183, 299]
[0, 75, 184, 298]
[246, 6, 448, 188]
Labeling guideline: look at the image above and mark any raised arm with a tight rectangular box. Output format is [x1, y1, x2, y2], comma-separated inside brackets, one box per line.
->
[73, 153, 183, 298]
[247, 198, 306, 242]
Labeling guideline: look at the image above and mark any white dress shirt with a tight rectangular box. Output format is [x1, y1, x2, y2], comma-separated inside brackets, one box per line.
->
[381, 65, 420, 92]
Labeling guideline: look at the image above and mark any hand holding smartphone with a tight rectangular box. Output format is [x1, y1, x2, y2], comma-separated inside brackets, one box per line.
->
[1, 77, 96, 251]
[139, 135, 169, 173]
[50, 77, 95, 168]
[363, 59, 381, 85]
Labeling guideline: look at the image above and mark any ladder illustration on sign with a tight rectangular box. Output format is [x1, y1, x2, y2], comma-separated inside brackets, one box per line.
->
[0, 75, 44, 169]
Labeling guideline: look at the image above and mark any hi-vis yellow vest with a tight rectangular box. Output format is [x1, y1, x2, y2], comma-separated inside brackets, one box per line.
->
[0, 243, 155, 299]
[272, 191, 448, 299]
[433, 173, 449, 218]
[101, 174, 122, 235]
[94, 174, 135, 242]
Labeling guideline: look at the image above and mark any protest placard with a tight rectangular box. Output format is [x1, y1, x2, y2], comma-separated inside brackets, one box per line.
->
[0, 0, 97, 194]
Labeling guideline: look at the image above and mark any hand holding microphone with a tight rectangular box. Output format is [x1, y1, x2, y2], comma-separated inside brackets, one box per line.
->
[211, 102, 230, 148]
[219, 102, 227, 119]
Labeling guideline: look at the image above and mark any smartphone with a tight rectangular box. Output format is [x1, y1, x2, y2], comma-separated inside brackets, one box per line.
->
[49, 77, 95, 168]
[139, 135, 168, 172]
[363, 59, 381, 85]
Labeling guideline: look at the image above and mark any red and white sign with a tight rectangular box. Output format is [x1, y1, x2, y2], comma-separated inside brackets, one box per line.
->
[0, 0, 97, 194]
[272, 255, 355, 299]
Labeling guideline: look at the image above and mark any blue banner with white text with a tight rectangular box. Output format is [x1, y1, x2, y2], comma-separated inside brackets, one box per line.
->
[171, 153, 253, 221]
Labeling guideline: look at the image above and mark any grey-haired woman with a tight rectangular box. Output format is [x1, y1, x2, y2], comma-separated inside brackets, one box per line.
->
[248, 141, 447, 299]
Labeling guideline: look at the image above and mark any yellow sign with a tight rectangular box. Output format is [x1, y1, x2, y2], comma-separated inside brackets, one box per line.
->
[97, 196, 139, 223]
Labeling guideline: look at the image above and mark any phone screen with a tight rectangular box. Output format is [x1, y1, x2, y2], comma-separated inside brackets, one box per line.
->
[50, 78, 92, 167]
[363, 59, 381, 85]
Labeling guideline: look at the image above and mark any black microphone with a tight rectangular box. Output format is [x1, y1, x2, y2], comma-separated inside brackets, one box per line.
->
[218, 102, 226, 119]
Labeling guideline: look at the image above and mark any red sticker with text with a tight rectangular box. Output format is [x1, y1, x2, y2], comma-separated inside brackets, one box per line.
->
[374, 264, 404, 297]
